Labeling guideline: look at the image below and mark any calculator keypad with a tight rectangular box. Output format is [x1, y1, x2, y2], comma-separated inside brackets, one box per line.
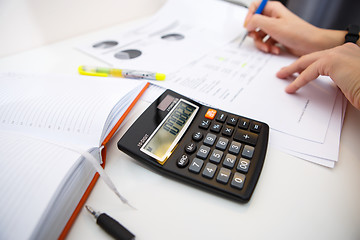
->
[179, 108, 263, 191]
[118, 90, 268, 203]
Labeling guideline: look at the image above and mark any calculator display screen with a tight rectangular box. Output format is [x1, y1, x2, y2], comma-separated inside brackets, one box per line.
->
[141, 99, 199, 163]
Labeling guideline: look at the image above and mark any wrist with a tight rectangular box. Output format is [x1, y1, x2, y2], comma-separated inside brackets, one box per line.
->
[317, 28, 347, 50]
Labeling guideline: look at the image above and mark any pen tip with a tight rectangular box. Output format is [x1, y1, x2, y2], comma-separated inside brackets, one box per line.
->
[238, 32, 248, 47]
[85, 205, 96, 215]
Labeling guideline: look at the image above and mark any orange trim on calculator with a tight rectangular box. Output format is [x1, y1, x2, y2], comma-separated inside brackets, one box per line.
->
[205, 109, 217, 120]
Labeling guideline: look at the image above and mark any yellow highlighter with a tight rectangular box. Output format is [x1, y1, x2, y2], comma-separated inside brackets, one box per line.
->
[78, 65, 166, 81]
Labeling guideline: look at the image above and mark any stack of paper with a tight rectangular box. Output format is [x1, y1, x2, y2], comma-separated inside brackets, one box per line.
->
[77, 0, 344, 167]
[157, 39, 345, 168]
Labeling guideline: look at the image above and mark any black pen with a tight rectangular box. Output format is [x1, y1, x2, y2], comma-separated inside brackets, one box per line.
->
[85, 205, 135, 240]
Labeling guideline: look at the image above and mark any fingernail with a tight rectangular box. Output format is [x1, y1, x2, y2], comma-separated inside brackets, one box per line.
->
[276, 71, 284, 78]
[261, 45, 269, 53]
[271, 47, 280, 55]
[285, 85, 295, 93]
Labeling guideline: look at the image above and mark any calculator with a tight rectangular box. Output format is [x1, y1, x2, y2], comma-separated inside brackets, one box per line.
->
[117, 90, 269, 202]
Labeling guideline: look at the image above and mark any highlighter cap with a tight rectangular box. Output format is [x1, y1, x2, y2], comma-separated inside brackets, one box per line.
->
[155, 73, 166, 81]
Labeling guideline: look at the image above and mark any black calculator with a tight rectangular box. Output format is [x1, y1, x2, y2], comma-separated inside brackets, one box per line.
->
[118, 90, 269, 202]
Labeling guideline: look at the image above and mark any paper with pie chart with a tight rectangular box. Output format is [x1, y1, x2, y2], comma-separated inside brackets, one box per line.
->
[77, 0, 248, 73]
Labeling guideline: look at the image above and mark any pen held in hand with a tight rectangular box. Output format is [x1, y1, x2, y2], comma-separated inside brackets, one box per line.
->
[239, 0, 268, 46]
[78, 65, 166, 81]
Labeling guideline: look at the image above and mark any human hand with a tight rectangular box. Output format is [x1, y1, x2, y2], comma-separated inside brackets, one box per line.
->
[277, 43, 360, 110]
[244, 1, 345, 56]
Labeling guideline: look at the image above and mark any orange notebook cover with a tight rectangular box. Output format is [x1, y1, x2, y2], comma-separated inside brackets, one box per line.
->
[59, 82, 149, 239]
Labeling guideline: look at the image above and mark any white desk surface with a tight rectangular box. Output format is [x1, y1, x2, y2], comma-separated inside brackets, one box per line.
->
[1, 17, 360, 240]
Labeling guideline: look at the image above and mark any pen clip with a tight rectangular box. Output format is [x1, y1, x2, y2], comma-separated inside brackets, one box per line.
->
[78, 66, 109, 77]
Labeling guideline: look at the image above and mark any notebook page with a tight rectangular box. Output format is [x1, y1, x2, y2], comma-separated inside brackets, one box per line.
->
[0, 72, 146, 148]
[0, 131, 82, 240]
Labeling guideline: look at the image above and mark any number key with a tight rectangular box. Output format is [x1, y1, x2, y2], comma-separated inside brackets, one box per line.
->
[231, 172, 246, 190]
[237, 158, 250, 173]
[215, 137, 228, 151]
[223, 154, 237, 169]
[216, 167, 231, 184]
[209, 149, 223, 164]
[189, 158, 204, 173]
[204, 133, 217, 146]
[202, 162, 217, 179]
[196, 145, 211, 159]
[228, 141, 241, 155]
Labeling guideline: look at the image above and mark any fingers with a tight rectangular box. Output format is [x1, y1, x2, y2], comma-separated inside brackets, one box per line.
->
[277, 51, 325, 79]
[264, 37, 281, 54]
[245, 0, 285, 23]
[285, 62, 322, 93]
[249, 31, 280, 54]
[244, 0, 262, 27]
[244, 1, 285, 55]
[253, 36, 280, 54]
[246, 14, 278, 33]
[259, 1, 286, 18]
[276, 51, 328, 93]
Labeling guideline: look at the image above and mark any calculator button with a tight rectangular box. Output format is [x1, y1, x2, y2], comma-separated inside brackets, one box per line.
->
[205, 109, 217, 120]
[222, 126, 234, 137]
[233, 129, 258, 146]
[250, 122, 262, 133]
[242, 145, 255, 159]
[210, 123, 222, 133]
[216, 167, 231, 184]
[226, 116, 238, 126]
[192, 131, 203, 141]
[231, 172, 246, 190]
[189, 158, 204, 173]
[202, 163, 217, 179]
[237, 158, 250, 173]
[228, 141, 241, 155]
[209, 149, 223, 164]
[199, 119, 211, 129]
[203, 133, 217, 146]
[177, 154, 189, 168]
[238, 118, 250, 129]
[215, 137, 229, 151]
[196, 145, 211, 159]
[185, 142, 197, 154]
[216, 112, 227, 123]
[223, 154, 237, 169]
